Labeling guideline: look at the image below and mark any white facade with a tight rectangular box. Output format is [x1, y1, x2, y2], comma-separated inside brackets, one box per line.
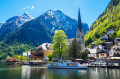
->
[110, 42, 120, 57]
[23, 51, 31, 58]
[88, 48, 97, 58]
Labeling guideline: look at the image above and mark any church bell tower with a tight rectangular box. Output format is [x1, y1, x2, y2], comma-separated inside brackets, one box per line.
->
[76, 8, 85, 51]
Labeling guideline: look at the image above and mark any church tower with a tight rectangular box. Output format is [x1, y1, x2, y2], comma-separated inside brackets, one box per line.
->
[76, 8, 85, 51]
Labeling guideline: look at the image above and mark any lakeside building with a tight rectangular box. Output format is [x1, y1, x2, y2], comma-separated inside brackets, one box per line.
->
[109, 41, 120, 57]
[31, 43, 53, 60]
[108, 41, 120, 63]
[97, 50, 108, 59]
[102, 42, 113, 53]
[23, 51, 31, 58]
[86, 48, 97, 60]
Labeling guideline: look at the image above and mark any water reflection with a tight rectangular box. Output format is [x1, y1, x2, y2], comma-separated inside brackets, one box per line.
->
[46, 69, 87, 79]
[22, 65, 31, 79]
[0, 63, 120, 79]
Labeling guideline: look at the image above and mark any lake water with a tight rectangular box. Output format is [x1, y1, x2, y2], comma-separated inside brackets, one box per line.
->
[0, 63, 120, 79]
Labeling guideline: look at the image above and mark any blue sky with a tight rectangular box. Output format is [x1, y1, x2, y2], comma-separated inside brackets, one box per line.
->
[0, 0, 111, 27]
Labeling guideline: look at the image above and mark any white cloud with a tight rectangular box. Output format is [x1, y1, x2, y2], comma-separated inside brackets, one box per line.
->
[19, 5, 34, 11]
[31, 6, 34, 9]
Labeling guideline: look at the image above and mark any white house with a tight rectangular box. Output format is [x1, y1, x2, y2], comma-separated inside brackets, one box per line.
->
[23, 51, 31, 58]
[87, 48, 97, 59]
[110, 41, 120, 57]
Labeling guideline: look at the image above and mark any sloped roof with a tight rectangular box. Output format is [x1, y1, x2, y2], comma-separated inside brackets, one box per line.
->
[37, 43, 52, 50]
[87, 48, 96, 54]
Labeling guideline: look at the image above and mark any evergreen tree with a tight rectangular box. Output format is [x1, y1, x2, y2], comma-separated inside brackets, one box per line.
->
[69, 38, 80, 59]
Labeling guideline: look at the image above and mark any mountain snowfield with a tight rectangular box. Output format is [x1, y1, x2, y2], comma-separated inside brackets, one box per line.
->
[1, 12, 33, 29]
[0, 12, 34, 40]
[38, 10, 89, 38]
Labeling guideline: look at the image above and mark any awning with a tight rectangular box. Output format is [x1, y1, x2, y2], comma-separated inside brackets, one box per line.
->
[109, 57, 120, 59]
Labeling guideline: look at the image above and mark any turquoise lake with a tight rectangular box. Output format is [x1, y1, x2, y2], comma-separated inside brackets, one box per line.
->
[0, 63, 120, 79]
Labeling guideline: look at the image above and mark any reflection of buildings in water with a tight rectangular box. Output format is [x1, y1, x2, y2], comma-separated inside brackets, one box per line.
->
[111, 69, 120, 79]
[88, 68, 120, 79]
[21, 65, 31, 79]
[88, 68, 99, 79]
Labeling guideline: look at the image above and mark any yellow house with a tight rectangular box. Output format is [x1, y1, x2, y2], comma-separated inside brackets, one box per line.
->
[97, 50, 108, 58]
[31, 43, 53, 60]
[43, 50, 53, 60]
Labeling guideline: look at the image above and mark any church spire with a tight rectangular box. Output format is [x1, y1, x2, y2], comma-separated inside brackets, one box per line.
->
[78, 8, 83, 32]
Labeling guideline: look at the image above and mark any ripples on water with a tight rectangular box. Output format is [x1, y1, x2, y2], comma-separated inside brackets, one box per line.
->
[0, 63, 120, 79]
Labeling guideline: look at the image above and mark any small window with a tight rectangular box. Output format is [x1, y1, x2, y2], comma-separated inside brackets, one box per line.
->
[113, 48, 115, 50]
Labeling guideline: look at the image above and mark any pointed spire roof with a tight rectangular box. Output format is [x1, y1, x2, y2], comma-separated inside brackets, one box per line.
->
[78, 8, 83, 31]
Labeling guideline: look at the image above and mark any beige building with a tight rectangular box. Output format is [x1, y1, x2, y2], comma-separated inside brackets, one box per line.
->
[110, 41, 120, 57]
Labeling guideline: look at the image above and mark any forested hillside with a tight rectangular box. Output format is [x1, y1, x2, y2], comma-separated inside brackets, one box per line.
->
[85, 0, 120, 47]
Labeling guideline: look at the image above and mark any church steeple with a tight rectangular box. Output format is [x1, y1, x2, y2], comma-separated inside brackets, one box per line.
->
[76, 7, 85, 51]
[78, 8, 83, 32]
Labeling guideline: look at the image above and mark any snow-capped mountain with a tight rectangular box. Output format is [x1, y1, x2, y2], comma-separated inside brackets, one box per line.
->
[0, 22, 5, 28]
[5, 12, 33, 27]
[38, 10, 89, 38]
[0, 12, 33, 40]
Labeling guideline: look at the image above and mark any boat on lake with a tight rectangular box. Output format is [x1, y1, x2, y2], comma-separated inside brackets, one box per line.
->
[47, 60, 88, 69]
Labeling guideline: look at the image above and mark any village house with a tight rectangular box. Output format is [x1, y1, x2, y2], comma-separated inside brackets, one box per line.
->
[97, 50, 108, 60]
[86, 48, 97, 60]
[96, 45, 108, 60]
[31, 43, 53, 60]
[102, 42, 113, 53]
[109, 41, 120, 57]
[109, 41, 120, 63]
[23, 51, 31, 58]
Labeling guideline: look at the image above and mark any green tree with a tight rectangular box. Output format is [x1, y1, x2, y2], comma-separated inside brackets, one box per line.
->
[117, 29, 120, 37]
[109, 33, 116, 41]
[48, 54, 53, 62]
[12, 55, 20, 60]
[52, 30, 68, 59]
[20, 55, 27, 61]
[68, 38, 80, 59]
